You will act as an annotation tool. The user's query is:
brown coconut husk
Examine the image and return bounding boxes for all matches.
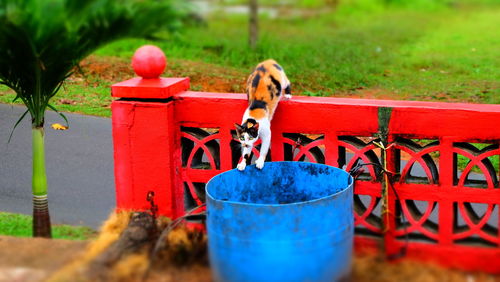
[49,211,209,282]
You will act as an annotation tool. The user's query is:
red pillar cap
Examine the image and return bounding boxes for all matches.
[132,45,166,79]
[112,45,190,99]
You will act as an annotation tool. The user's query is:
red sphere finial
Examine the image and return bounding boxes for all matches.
[132,45,166,79]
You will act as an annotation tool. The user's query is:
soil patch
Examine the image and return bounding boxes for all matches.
[0,236,87,282]
[76,56,247,94]
[0,234,496,282]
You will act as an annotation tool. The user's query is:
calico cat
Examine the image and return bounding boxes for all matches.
[235,59,291,171]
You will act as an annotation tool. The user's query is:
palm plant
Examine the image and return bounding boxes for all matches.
[0,0,187,238]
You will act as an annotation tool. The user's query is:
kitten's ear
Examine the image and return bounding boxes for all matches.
[234,123,243,134]
[253,122,259,131]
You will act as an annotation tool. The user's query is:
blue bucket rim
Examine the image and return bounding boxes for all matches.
[205,161,353,207]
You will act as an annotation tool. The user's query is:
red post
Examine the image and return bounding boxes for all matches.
[439,138,454,246]
[111,46,189,218]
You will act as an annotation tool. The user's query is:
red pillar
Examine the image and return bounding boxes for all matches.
[110,45,189,218]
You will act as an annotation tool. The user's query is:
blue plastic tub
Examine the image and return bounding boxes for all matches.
[206,161,354,282]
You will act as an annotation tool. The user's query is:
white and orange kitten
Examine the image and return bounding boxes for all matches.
[235,59,291,171]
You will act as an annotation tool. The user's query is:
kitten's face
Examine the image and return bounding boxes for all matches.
[238,132,258,148]
[235,121,259,151]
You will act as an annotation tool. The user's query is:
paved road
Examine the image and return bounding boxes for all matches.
[0,104,115,230]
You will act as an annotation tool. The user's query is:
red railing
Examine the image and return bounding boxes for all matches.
[111,74,500,273]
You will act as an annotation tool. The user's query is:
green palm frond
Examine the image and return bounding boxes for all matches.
[0,0,192,238]
[0,0,189,127]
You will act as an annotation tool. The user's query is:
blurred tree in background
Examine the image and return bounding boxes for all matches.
[249,0,259,48]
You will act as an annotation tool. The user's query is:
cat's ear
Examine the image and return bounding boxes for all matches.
[253,122,259,131]
[234,123,243,134]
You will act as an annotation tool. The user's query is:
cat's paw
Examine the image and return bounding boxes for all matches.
[284,94,292,100]
[237,161,246,171]
[255,158,265,169]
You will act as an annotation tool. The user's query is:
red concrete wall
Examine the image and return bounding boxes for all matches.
[111,77,500,274]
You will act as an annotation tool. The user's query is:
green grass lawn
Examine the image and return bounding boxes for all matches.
[0,212,97,240]
[0,1,498,117]
[94,2,499,100]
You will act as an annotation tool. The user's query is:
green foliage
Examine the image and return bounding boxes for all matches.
[456,144,499,175]
[222,0,498,13]
[1,1,498,118]
[0,212,96,240]
[0,83,112,117]
[0,0,188,127]
[381,9,500,102]
[222,0,329,7]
